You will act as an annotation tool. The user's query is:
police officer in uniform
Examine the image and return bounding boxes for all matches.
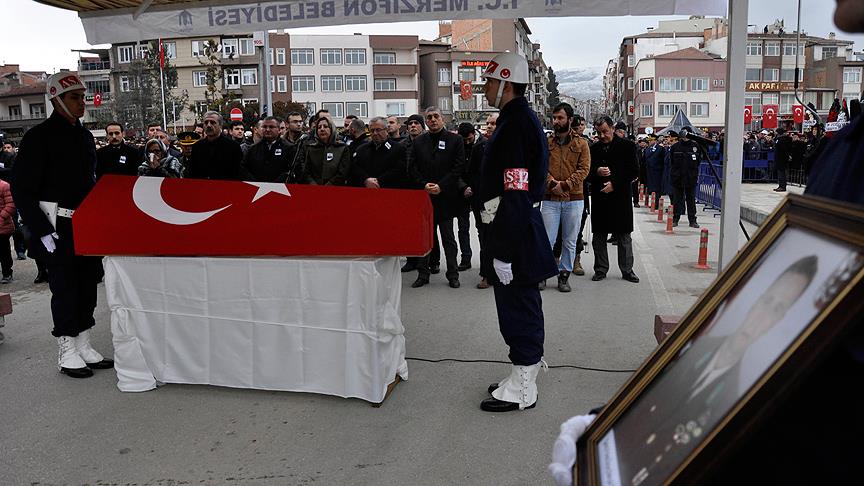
[668,127,701,228]
[478,52,558,412]
[11,73,112,378]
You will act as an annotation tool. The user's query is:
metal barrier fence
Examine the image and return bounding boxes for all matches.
[697,161,723,211]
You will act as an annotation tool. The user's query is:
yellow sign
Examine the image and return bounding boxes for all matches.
[746,82,800,91]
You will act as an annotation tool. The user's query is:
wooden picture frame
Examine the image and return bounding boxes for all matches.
[575,194,864,486]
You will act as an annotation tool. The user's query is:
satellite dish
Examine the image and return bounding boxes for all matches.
[645,127,654,135]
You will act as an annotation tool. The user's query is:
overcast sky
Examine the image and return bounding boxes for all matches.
[0,0,860,73]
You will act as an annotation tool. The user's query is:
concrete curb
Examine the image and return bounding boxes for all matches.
[740,204,768,226]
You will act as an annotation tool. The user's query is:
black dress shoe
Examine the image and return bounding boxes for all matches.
[400,263,417,273]
[86,359,115,370]
[481,397,536,412]
[411,277,429,288]
[633,202,641,208]
[457,261,472,271]
[773,187,786,192]
[591,273,606,281]
[448,278,460,288]
[430,265,441,274]
[60,366,94,378]
[623,273,640,283]
[689,222,700,228]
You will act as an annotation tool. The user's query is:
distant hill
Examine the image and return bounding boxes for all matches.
[555,66,605,100]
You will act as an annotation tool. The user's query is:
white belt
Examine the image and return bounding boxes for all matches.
[533,202,541,208]
[482,198,541,224]
[57,208,75,218]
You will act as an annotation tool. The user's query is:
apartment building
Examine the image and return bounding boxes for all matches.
[75,49,113,126]
[633,48,727,133]
[419,42,499,126]
[0,65,51,139]
[288,34,419,120]
[805,34,862,115]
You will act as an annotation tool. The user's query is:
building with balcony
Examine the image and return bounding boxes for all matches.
[75,49,113,127]
[0,83,51,140]
[287,34,419,121]
[419,42,499,127]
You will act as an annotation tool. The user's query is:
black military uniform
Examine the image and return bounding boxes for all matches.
[241,138,296,182]
[11,111,103,339]
[773,129,793,192]
[349,138,410,189]
[668,135,701,226]
[96,140,142,179]
[479,96,558,365]
[187,134,243,180]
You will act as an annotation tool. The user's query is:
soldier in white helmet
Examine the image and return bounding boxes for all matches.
[479,52,558,412]
[11,72,113,378]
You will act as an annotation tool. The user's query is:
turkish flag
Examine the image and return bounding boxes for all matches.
[93,93,102,107]
[158,38,165,69]
[460,80,472,101]
[792,105,804,124]
[762,104,779,129]
[73,176,433,257]
[744,105,752,125]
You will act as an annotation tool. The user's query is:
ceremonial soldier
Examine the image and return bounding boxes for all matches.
[643,134,667,210]
[11,72,113,378]
[478,52,558,412]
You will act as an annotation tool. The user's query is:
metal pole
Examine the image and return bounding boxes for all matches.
[160,64,167,131]
[263,32,273,116]
[719,0,749,272]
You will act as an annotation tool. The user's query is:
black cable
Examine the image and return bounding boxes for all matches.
[405,356,636,373]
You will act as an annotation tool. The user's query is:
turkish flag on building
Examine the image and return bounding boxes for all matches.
[73,176,433,257]
[158,38,165,69]
[762,104,779,129]
[744,105,752,125]
[460,80,472,101]
[93,93,102,107]
[792,105,804,124]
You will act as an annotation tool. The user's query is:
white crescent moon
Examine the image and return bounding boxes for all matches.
[133,176,231,225]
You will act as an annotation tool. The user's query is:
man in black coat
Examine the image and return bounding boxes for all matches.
[96,121,141,179]
[11,72,112,378]
[240,116,296,182]
[588,116,640,283]
[668,127,702,228]
[772,127,793,192]
[407,106,466,289]
[187,111,243,181]
[350,117,410,189]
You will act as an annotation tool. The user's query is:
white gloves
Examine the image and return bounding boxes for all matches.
[41,232,59,253]
[493,258,513,285]
[548,414,597,486]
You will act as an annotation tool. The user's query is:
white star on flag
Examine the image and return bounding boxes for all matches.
[244,182,292,202]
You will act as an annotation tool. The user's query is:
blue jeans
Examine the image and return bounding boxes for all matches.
[541,200,584,273]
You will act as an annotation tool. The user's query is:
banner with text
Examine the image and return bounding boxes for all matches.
[79,0,726,45]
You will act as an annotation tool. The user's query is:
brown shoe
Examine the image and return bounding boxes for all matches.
[476,278,490,289]
[573,256,585,276]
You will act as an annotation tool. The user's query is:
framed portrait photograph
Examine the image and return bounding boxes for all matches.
[575,194,864,486]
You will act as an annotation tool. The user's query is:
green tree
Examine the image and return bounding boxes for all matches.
[546,66,560,110]
[272,100,309,121]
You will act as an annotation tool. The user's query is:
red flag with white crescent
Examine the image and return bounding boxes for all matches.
[73,176,433,257]
[159,38,165,69]
[792,105,804,124]
[762,104,778,129]
[93,92,102,107]
[744,105,752,125]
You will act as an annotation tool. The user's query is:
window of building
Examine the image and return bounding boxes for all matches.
[192,71,207,87]
[322,102,343,118]
[745,94,762,116]
[292,48,314,65]
[241,68,258,86]
[239,38,255,56]
[627,77,634,90]
[374,78,397,91]
[292,76,315,92]
[640,103,653,118]
[659,77,686,92]
[320,49,342,65]
[640,78,653,92]
[780,94,796,114]
[119,76,137,92]
[242,98,258,107]
[277,75,288,93]
[458,67,476,82]
[345,102,368,118]
[438,67,451,86]
[763,68,779,82]
[345,75,367,92]
[270,75,275,93]
[691,77,709,92]
[762,92,779,106]
[138,44,150,60]
[459,97,477,110]
[162,42,176,59]
[821,47,838,59]
[8,106,21,118]
[690,102,709,117]
[321,75,343,92]
[780,68,803,82]
[746,41,762,56]
[765,41,780,56]
[843,67,862,84]
[224,69,240,88]
[273,48,286,66]
[85,80,111,94]
[713,78,726,87]
[117,45,134,64]
[627,55,635,67]
[386,102,406,116]
[783,42,800,56]
[658,103,686,117]
[222,39,238,59]
[345,48,366,65]
[268,49,275,66]
[374,52,397,64]
[30,103,45,117]
[745,68,761,82]
[191,40,209,57]
[438,96,451,112]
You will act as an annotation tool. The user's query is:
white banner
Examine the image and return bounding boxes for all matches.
[79,0,726,44]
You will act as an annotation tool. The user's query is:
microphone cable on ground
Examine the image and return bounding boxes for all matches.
[405,356,637,373]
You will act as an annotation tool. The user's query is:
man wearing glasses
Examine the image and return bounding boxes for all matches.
[241,116,296,183]
[350,117,409,189]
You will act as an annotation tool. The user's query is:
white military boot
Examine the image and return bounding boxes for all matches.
[57,336,93,378]
[481,361,543,412]
[75,329,114,369]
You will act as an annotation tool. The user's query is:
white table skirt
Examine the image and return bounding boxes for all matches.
[104,256,408,403]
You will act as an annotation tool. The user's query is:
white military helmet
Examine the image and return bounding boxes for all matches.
[481,52,530,84]
[46,72,85,99]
